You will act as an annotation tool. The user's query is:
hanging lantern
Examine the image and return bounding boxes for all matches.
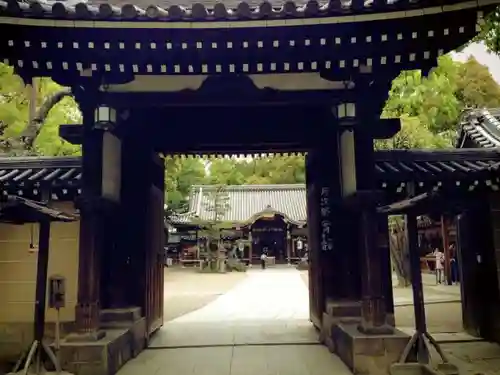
[94,104,117,131]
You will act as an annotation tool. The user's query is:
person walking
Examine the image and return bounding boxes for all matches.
[260,251,267,270]
[434,247,444,284]
[450,243,459,283]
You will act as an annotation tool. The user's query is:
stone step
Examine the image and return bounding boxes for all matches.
[100,307,142,328]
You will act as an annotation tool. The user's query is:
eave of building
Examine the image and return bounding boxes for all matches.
[0,1,492,85]
[0,156,81,201]
[457,108,500,149]
[0,0,497,24]
[0,194,77,224]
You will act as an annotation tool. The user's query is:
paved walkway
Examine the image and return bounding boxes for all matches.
[118,268,352,375]
[392,273,462,307]
[150,268,318,347]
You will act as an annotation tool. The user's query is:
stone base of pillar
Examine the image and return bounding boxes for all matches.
[358,296,394,334]
[65,330,106,342]
[100,306,142,329]
[326,299,362,320]
[358,322,394,335]
[386,314,396,327]
[332,323,410,375]
[320,300,361,352]
[57,317,147,375]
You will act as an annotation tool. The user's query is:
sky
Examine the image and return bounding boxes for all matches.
[450,42,500,83]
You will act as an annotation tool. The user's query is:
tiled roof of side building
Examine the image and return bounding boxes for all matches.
[457,108,500,149]
[0,148,499,200]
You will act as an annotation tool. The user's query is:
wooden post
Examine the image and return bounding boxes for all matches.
[286,228,292,264]
[358,208,392,334]
[248,230,253,265]
[34,218,51,342]
[405,211,430,363]
[378,214,395,326]
[71,101,106,340]
[441,215,452,285]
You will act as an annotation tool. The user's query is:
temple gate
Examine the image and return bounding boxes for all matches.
[2,0,500,374]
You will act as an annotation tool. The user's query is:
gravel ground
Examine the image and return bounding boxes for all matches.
[163,267,248,322]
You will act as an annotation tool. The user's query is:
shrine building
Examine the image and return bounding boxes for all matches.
[2,0,500,373]
[167,184,309,264]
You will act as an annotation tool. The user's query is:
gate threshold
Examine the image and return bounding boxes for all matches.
[147,341,321,350]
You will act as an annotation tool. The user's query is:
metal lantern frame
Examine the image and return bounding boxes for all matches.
[94,105,117,131]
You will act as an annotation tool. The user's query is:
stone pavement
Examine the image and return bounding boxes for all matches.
[118,268,352,375]
[118,344,351,375]
[392,273,461,307]
[150,268,317,347]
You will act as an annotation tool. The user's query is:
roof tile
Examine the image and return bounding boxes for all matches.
[189,184,307,223]
[458,108,500,148]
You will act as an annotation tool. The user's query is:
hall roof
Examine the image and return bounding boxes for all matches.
[457,108,500,149]
[188,184,307,224]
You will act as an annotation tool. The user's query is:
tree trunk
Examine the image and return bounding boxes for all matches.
[20,88,73,148]
[389,219,411,288]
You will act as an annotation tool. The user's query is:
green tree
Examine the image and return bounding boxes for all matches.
[381,55,500,149]
[383,57,461,134]
[165,157,206,212]
[375,116,452,150]
[195,185,231,272]
[209,155,306,186]
[208,158,246,185]
[475,8,500,54]
[0,63,81,156]
[455,57,500,108]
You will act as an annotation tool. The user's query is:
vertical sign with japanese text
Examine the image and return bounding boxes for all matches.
[320,187,333,251]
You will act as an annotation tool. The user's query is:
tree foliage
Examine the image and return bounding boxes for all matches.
[194,185,231,272]
[0,63,81,156]
[165,157,207,211]
[378,55,500,150]
[475,7,500,54]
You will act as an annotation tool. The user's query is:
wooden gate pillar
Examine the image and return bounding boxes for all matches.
[329,98,409,375]
[70,101,107,340]
[358,207,393,334]
[458,194,500,341]
[120,137,165,336]
[353,129,394,333]
[306,124,358,332]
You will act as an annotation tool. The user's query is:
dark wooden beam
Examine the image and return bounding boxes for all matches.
[59,124,83,145]
[377,192,433,215]
[370,119,401,140]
